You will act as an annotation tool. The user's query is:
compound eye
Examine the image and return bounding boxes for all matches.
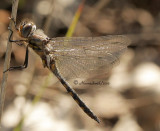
[21,24,33,38]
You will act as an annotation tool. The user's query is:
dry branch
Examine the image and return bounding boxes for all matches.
[0,0,19,126]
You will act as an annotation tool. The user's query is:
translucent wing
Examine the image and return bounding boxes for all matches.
[48,35,130,80]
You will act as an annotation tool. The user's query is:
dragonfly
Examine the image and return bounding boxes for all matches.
[5,18,131,123]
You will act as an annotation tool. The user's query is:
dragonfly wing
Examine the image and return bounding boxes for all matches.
[49,35,130,80]
[55,55,117,81]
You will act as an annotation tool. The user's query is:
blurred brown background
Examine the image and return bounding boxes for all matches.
[0,0,160,131]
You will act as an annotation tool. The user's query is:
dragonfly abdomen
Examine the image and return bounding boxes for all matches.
[52,67,100,123]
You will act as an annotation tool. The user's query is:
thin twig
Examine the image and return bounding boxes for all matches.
[0,0,19,125]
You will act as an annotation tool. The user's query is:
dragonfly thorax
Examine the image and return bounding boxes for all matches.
[19,21,36,38]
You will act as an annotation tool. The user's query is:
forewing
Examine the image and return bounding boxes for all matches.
[49,35,130,80]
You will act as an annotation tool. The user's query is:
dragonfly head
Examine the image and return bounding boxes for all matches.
[19,21,36,38]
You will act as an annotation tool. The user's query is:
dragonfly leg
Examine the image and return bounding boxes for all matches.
[3,45,29,73]
[8,27,27,46]
[8,18,27,46]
